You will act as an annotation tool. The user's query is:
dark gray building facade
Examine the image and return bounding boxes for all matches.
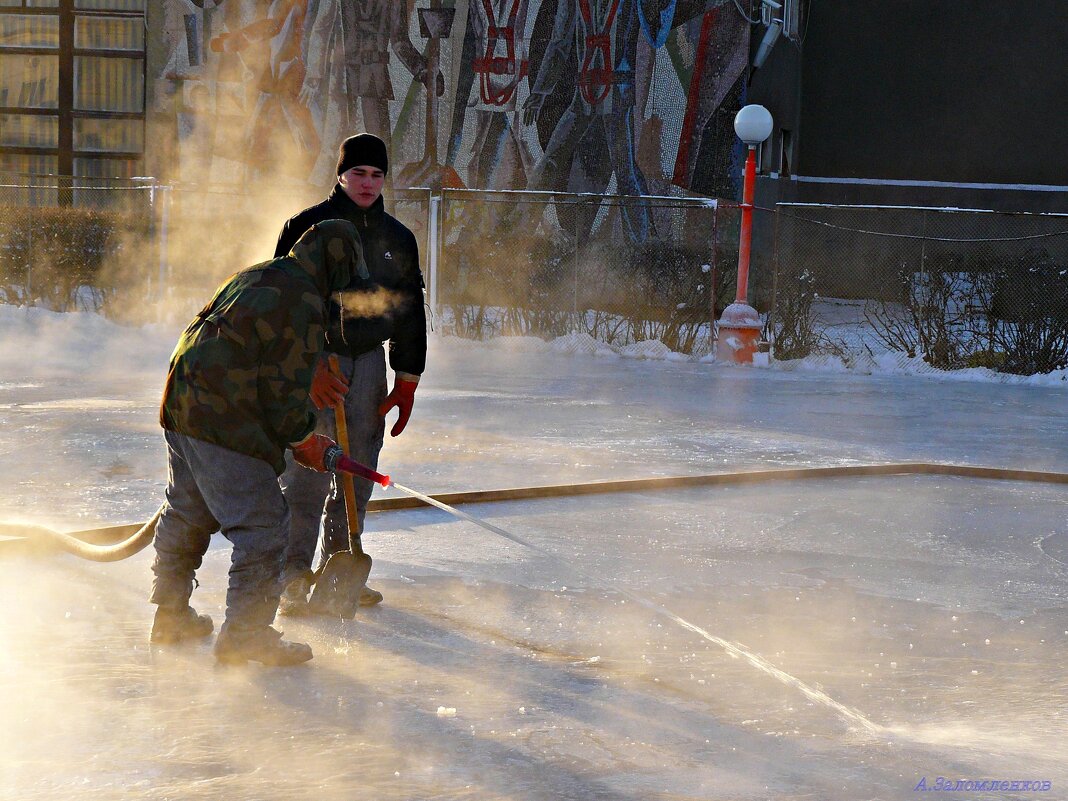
[748,0,1068,213]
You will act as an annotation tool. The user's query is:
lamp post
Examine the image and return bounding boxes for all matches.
[716,104,773,364]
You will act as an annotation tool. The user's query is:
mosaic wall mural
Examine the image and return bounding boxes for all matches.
[154,0,749,215]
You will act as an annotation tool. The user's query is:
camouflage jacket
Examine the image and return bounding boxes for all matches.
[161,220,365,474]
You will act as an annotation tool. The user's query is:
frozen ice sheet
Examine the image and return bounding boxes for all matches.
[1,310,1067,799]
[2,333,1067,530]
[1,478,1067,800]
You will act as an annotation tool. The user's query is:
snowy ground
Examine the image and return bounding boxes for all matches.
[1,305,1067,800]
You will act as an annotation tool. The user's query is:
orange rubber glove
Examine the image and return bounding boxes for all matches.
[378,378,418,437]
[309,358,348,410]
[290,432,337,472]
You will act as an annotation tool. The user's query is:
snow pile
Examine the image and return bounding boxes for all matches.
[770,347,1068,386]
[1,304,1064,388]
[618,339,689,361]
[867,351,1068,387]
[483,335,550,353]
[549,332,617,357]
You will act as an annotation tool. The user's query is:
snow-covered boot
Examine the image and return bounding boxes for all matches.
[150,604,214,644]
[359,586,384,607]
[214,624,313,666]
[278,571,314,617]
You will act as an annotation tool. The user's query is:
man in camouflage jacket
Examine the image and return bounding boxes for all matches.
[151,220,365,666]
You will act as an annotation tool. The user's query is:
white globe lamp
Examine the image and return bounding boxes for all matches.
[734,104,774,146]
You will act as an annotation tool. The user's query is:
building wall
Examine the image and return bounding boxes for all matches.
[145,0,751,221]
[798,0,1068,187]
[741,0,1068,314]
[751,0,1068,213]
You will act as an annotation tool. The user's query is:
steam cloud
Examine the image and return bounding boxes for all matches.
[338,287,408,319]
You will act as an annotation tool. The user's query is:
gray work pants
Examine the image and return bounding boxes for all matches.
[151,431,289,630]
[280,347,387,582]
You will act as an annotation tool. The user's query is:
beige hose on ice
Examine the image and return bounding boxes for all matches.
[0,504,163,562]
[2,462,1066,561]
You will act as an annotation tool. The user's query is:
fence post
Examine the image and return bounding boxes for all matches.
[427,190,440,326]
[709,201,719,352]
[573,197,580,330]
[25,199,33,303]
[158,183,170,303]
[768,203,781,359]
[919,208,929,341]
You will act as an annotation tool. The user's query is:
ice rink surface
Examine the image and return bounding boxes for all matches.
[1,311,1067,800]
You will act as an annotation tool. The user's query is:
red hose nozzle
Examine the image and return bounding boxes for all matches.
[330,451,390,487]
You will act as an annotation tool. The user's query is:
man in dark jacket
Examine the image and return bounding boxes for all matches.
[152,220,364,666]
[275,133,427,614]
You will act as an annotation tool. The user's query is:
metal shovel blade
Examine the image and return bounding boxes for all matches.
[306,550,372,620]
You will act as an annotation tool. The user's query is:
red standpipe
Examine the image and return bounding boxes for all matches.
[735,145,757,304]
[335,453,391,488]
[714,143,762,364]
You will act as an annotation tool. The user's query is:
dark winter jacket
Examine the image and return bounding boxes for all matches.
[275,187,427,376]
[161,220,365,475]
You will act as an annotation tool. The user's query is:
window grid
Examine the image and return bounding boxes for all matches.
[0,13,59,47]
[0,0,143,187]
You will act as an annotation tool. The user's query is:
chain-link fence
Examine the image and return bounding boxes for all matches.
[156,186,728,357]
[5,172,1067,375]
[0,173,158,313]
[435,189,730,357]
[0,174,729,353]
[153,184,436,325]
[0,173,428,325]
[765,204,1068,375]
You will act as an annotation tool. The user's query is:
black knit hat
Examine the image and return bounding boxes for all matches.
[336,133,389,176]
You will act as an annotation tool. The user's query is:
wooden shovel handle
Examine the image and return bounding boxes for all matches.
[328,355,360,549]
